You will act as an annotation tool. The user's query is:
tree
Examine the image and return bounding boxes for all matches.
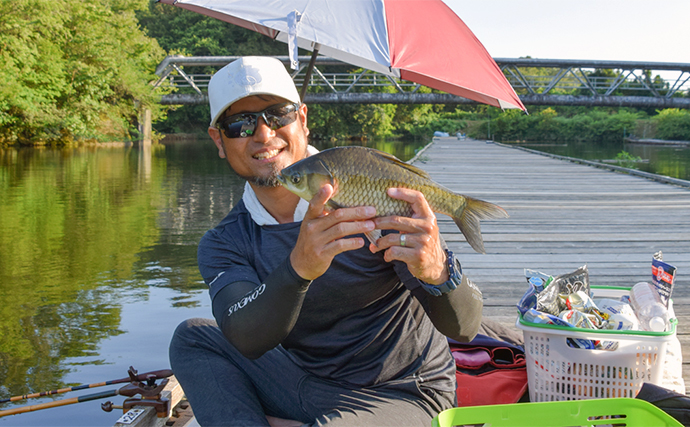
[654,109,690,140]
[0,0,165,145]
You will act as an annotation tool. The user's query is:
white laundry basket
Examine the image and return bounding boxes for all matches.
[516,286,677,402]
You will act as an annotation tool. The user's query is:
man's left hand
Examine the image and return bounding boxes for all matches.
[371,188,449,285]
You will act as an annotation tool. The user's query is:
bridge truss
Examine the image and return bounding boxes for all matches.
[155,56,690,109]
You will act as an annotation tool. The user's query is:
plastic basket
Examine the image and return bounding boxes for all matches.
[516,286,677,402]
[431,398,682,427]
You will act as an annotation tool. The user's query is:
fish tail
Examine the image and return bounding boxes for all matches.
[453,197,509,254]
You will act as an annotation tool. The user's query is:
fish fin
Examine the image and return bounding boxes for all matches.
[454,197,509,254]
[364,229,382,248]
[326,199,344,210]
[371,149,433,180]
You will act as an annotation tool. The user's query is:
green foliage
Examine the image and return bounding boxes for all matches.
[653,109,690,141]
[137,3,286,57]
[614,150,643,168]
[484,107,641,143]
[0,0,166,145]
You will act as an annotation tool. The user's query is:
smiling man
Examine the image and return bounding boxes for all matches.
[169,57,485,427]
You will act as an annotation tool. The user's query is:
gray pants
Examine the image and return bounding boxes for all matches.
[169,318,455,427]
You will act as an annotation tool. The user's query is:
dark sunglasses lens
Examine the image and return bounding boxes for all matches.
[221,115,256,138]
[265,104,299,130]
[219,104,298,138]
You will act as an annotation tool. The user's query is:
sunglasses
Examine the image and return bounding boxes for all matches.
[217,102,300,139]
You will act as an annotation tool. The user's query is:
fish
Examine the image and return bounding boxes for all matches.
[277,146,508,253]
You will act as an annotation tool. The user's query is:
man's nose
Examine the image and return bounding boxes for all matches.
[251,114,275,141]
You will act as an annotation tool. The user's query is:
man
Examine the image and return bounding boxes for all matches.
[169,56,484,426]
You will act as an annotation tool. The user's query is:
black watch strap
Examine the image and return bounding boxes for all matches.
[419,249,462,296]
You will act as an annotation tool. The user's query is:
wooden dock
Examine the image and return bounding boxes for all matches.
[415,137,690,393]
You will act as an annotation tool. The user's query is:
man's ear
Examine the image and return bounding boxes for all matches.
[299,103,309,137]
[208,127,226,159]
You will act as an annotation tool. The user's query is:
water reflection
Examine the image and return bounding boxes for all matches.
[0,136,426,426]
[515,140,690,181]
[0,145,167,409]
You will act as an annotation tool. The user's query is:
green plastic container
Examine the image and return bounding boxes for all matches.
[431,398,682,427]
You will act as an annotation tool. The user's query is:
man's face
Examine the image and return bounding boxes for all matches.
[208,95,309,187]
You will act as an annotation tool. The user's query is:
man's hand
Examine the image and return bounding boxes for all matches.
[371,188,448,285]
[290,184,376,281]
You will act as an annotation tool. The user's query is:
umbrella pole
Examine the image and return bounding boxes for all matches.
[299,43,321,101]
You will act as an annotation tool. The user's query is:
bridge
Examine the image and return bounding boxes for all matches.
[155,55,690,109]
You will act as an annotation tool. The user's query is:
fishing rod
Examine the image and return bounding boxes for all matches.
[0,367,173,404]
[0,367,173,418]
[0,389,120,417]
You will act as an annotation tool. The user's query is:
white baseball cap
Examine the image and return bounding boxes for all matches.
[208,56,301,127]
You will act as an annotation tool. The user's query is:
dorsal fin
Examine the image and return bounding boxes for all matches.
[370,149,433,180]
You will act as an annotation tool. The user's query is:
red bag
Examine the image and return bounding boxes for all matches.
[450,340,528,407]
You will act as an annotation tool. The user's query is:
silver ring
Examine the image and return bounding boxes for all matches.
[400,234,407,247]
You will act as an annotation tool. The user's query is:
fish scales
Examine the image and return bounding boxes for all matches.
[320,150,447,216]
[277,146,508,253]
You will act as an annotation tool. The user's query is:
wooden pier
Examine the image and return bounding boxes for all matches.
[415,137,690,393]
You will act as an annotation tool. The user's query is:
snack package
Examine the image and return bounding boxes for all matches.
[523,308,573,327]
[536,265,589,316]
[594,298,639,331]
[516,285,538,316]
[565,290,595,312]
[559,309,598,329]
[517,269,554,315]
[552,265,589,301]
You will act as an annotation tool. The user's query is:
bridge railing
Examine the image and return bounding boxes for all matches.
[154,55,690,108]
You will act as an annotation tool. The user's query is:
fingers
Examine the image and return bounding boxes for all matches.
[305,184,334,219]
[388,188,434,219]
[368,188,447,284]
[291,185,377,280]
[372,188,437,249]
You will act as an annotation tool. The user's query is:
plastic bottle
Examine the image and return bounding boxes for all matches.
[629,281,670,332]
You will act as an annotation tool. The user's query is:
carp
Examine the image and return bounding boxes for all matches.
[278,146,507,253]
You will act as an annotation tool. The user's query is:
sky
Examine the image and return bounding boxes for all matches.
[445,0,690,64]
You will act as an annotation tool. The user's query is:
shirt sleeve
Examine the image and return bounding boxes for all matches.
[198,227,311,359]
[211,256,311,359]
[392,236,483,343]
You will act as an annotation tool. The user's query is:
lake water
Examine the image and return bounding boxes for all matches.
[514,140,690,181]
[0,136,687,426]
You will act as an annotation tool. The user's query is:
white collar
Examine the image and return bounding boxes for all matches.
[242,182,309,225]
[241,145,318,225]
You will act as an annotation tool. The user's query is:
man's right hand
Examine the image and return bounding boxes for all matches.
[290,184,376,281]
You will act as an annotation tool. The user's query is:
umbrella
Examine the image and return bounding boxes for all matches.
[158,0,526,111]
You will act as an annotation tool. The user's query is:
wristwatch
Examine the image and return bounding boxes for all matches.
[419,249,462,296]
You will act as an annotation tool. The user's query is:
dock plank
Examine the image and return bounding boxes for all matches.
[414,138,690,394]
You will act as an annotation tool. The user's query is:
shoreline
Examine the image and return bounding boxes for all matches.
[625,137,690,146]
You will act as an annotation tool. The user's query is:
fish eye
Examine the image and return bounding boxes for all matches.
[290,173,301,185]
